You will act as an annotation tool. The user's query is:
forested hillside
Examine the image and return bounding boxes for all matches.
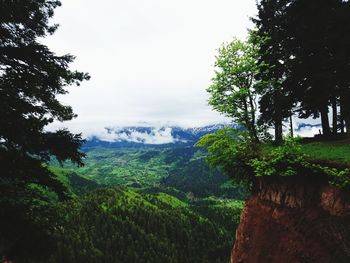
[56,144,248,199]
[30,140,246,263]
[47,187,242,263]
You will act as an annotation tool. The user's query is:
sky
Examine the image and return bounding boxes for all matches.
[44,0,259,136]
[44,0,321,140]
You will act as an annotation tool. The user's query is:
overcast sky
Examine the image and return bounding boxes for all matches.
[44,0,259,135]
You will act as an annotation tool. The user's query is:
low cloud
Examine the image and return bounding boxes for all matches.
[294,123,322,138]
[90,126,182,145]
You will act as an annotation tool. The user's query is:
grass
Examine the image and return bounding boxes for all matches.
[300,140,350,166]
[260,138,350,167]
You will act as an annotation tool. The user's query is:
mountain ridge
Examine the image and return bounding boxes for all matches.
[84,124,238,148]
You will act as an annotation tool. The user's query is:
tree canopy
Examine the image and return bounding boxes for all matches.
[199,0,350,187]
[0,0,89,259]
[207,37,260,142]
[208,0,350,142]
[254,0,350,138]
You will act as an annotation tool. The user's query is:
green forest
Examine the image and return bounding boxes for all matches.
[47,187,242,263]
[1,0,350,262]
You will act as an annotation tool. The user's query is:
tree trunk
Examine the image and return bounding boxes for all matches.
[248,91,259,143]
[340,101,345,134]
[275,118,283,143]
[289,115,294,138]
[251,121,259,143]
[346,118,350,135]
[340,95,350,135]
[243,98,256,142]
[273,90,283,143]
[331,96,338,135]
[320,104,331,136]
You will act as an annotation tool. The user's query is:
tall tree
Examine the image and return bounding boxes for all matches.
[207,37,260,142]
[253,0,294,143]
[283,0,340,136]
[0,0,89,260]
[331,0,350,134]
[254,0,350,137]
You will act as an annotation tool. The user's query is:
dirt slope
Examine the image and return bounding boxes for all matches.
[231,176,350,263]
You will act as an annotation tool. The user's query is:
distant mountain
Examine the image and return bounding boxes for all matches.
[83,124,238,149]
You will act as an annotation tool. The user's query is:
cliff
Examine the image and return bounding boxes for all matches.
[231,176,350,263]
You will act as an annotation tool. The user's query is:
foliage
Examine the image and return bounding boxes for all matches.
[308,165,350,189]
[196,128,258,184]
[282,0,350,134]
[251,138,350,188]
[0,0,89,259]
[58,146,247,200]
[162,158,248,199]
[190,197,243,233]
[253,0,350,137]
[253,0,293,142]
[197,129,350,189]
[0,179,60,261]
[208,37,260,142]
[49,167,100,196]
[250,137,305,177]
[46,187,242,263]
[45,146,247,263]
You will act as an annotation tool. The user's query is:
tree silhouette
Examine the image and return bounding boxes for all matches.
[0,0,89,260]
[254,0,350,137]
[253,0,295,142]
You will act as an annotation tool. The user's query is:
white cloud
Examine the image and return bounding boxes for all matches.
[295,126,321,138]
[42,0,258,133]
[89,127,182,144]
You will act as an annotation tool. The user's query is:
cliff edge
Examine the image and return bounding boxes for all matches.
[231,176,350,263]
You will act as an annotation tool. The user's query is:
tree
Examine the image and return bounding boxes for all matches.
[195,128,257,184]
[254,0,350,137]
[283,0,337,136]
[253,0,294,143]
[207,37,260,142]
[287,0,350,136]
[0,0,89,260]
[333,1,350,134]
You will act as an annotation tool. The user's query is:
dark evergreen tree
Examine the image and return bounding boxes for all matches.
[333,1,350,134]
[0,0,89,260]
[48,187,241,263]
[254,0,350,137]
[253,0,293,143]
[283,0,339,136]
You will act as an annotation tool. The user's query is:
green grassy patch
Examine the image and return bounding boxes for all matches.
[155,192,189,208]
[260,140,350,166]
[300,141,350,165]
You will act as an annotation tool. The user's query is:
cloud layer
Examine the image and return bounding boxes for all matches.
[94,127,182,144]
[43,0,257,132]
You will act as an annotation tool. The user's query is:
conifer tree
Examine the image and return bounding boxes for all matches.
[0,0,89,259]
[253,0,294,142]
[254,0,350,137]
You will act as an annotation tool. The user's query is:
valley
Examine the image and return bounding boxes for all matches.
[46,125,247,263]
[3,1,350,262]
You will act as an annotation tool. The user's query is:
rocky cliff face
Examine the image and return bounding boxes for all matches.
[231,176,350,263]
